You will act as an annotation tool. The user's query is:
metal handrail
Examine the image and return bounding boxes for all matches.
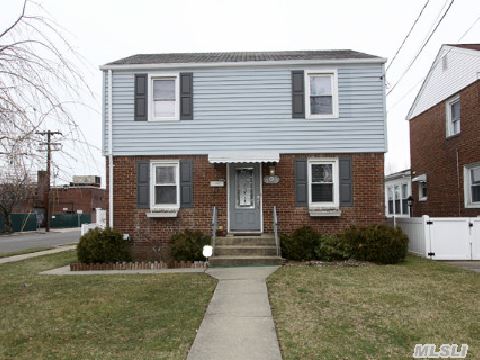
[211,206,217,252]
[273,206,280,256]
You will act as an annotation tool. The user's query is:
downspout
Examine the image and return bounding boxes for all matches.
[456,147,461,216]
[108,69,114,227]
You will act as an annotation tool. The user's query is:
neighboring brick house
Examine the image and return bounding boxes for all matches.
[407,44,480,217]
[100,50,387,262]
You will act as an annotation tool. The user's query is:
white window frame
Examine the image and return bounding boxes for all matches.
[148,73,180,121]
[308,157,339,209]
[418,181,428,201]
[385,181,410,217]
[464,163,480,208]
[305,69,339,119]
[150,160,180,210]
[445,95,460,137]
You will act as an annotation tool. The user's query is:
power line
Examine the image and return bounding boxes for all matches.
[386,12,480,113]
[386,0,432,72]
[387,0,457,96]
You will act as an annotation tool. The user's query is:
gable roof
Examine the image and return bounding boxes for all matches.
[102,50,385,68]
[448,44,480,51]
[407,44,480,120]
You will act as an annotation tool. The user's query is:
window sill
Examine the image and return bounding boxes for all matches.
[146,209,179,218]
[148,118,180,122]
[465,204,480,209]
[305,114,339,120]
[419,198,428,202]
[446,133,461,140]
[309,208,341,217]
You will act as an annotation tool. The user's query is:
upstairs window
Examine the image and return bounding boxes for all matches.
[308,158,339,208]
[446,95,460,137]
[464,164,480,208]
[150,161,180,209]
[305,71,338,118]
[149,75,179,120]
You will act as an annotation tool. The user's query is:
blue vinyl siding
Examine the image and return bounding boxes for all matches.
[103,64,386,155]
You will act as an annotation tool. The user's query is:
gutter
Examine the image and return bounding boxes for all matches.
[99,57,387,71]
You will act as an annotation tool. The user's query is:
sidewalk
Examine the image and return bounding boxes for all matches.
[187,266,282,360]
[0,245,76,265]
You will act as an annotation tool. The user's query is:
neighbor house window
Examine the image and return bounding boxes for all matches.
[308,158,339,208]
[394,185,401,215]
[150,161,180,209]
[464,164,480,208]
[446,95,460,137]
[305,71,338,118]
[402,183,409,215]
[387,187,394,215]
[149,74,179,120]
[419,181,427,201]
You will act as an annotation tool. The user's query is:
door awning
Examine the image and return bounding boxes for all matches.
[208,151,280,163]
[412,173,427,182]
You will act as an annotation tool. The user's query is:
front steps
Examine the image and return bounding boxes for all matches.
[209,234,283,267]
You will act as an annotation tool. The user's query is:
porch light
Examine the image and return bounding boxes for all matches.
[269,165,276,176]
[407,196,414,214]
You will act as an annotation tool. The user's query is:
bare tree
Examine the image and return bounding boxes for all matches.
[0,0,95,171]
[0,161,34,233]
[0,1,99,230]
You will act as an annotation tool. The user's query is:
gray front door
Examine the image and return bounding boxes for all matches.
[229,163,261,232]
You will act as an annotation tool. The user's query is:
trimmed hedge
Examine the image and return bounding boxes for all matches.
[280,226,320,261]
[280,224,409,264]
[77,227,132,263]
[343,225,409,264]
[170,229,211,261]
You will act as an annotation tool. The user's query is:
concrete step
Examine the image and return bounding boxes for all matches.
[214,245,278,256]
[208,255,284,267]
[215,234,276,246]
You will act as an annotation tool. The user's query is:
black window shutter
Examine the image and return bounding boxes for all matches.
[292,71,305,118]
[180,160,193,207]
[339,157,353,207]
[136,160,150,208]
[295,159,307,207]
[180,73,193,120]
[134,74,148,121]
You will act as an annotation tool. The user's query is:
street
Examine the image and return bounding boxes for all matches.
[0,229,80,254]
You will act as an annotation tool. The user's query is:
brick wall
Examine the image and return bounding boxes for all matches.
[410,80,480,217]
[108,152,384,259]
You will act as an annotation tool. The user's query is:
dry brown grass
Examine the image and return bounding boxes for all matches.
[267,256,480,360]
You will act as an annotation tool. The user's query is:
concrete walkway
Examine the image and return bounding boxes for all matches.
[187,266,282,360]
[0,245,76,265]
[445,261,480,273]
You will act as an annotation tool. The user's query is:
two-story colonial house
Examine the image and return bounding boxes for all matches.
[100,50,387,263]
[407,44,480,218]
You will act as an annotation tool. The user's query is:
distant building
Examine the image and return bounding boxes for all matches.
[385,170,411,217]
[14,172,106,226]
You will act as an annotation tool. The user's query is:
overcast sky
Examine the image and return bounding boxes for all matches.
[3,0,480,185]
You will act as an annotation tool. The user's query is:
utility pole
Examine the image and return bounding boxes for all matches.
[36,130,62,232]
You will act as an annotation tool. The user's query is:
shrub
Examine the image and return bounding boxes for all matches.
[170,229,211,261]
[343,225,408,264]
[280,226,320,261]
[314,234,351,261]
[77,227,132,263]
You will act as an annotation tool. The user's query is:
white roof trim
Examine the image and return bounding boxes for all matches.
[99,58,387,71]
[412,173,427,182]
[208,151,279,163]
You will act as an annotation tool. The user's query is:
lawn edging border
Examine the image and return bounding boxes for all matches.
[70,260,207,271]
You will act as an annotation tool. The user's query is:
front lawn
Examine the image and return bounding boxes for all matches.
[0,251,216,359]
[267,256,480,360]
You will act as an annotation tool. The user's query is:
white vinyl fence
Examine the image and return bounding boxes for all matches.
[395,216,480,260]
[80,208,107,236]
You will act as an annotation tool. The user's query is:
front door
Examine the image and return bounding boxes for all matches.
[229,163,261,233]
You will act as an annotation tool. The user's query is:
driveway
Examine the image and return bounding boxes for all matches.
[0,228,80,253]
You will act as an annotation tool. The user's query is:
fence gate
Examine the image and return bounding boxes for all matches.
[427,218,479,260]
[472,218,480,260]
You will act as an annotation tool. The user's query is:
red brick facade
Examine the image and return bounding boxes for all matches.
[108,153,384,259]
[409,80,480,217]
